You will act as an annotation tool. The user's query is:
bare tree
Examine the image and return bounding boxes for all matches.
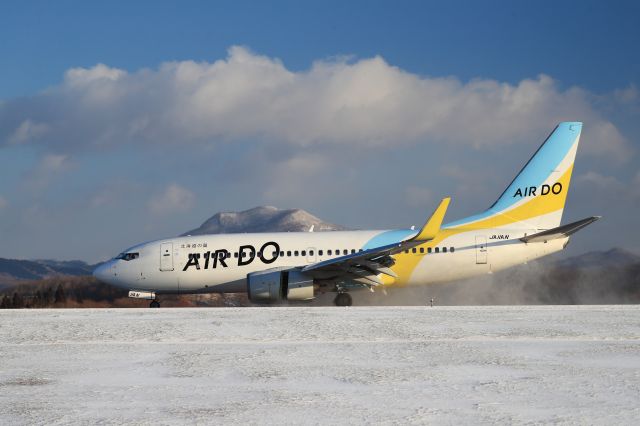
[12,292,24,309]
[0,295,10,309]
[54,284,66,305]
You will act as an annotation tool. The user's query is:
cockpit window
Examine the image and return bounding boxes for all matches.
[115,252,139,261]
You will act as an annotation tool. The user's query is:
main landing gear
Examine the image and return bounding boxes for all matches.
[334,292,352,307]
[149,300,160,308]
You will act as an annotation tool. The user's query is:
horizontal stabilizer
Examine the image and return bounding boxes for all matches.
[520,216,601,243]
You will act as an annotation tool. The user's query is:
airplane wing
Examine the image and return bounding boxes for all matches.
[301,197,451,287]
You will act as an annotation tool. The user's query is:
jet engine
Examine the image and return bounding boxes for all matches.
[247,268,314,303]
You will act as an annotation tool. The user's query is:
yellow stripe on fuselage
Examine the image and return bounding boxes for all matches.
[386,164,574,286]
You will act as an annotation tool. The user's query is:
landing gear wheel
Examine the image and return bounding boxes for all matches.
[149,300,160,308]
[334,292,352,307]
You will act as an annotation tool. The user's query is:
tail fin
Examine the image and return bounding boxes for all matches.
[446,122,582,231]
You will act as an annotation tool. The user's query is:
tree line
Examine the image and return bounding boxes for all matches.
[0,276,128,309]
[0,275,250,308]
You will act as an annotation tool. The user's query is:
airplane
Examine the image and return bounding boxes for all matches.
[93,122,599,307]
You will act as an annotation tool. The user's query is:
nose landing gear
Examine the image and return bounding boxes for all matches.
[334,292,352,307]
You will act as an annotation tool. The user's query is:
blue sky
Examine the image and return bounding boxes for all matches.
[1,0,639,261]
[2,0,639,96]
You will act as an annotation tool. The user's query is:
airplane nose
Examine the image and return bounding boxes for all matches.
[93,261,114,283]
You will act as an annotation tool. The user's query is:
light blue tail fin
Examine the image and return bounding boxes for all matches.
[447,122,582,230]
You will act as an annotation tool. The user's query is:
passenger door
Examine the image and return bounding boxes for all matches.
[160,242,174,271]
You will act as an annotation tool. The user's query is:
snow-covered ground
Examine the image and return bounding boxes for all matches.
[1,306,640,425]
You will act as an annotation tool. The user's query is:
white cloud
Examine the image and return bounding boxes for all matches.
[1,47,637,260]
[613,84,638,104]
[404,186,433,207]
[64,63,126,86]
[577,171,624,191]
[631,172,640,200]
[41,153,68,171]
[576,171,640,201]
[24,154,71,191]
[148,183,195,215]
[8,119,49,144]
[0,46,631,161]
[261,153,331,202]
[88,180,146,210]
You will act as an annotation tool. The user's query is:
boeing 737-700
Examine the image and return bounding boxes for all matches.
[94,122,599,307]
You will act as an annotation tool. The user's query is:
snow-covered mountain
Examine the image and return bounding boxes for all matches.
[182,206,346,236]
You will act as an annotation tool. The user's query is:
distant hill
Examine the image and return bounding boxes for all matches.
[0,258,95,289]
[552,248,640,269]
[182,206,346,235]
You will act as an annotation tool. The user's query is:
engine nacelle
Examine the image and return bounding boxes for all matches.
[247,269,314,303]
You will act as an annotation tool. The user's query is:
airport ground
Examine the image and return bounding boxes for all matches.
[1,306,639,424]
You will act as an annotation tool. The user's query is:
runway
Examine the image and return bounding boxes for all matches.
[1,306,640,424]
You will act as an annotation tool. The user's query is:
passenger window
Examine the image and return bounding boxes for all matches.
[359,249,363,252]
[234,252,238,258]
[272,251,278,257]
[435,247,440,253]
[279,251,284,256]
[309,250,314,256]
[343,249,348,255]
[301,250,306,256]
[428,248,432,254]
[319,250,323,256]
[412,248,417,253]
[287,251,291,256]
[450,247,455,253]
[294,251,299,256]
[443,247,447,253]
[351,249,355,254]
[419,247,424,254]
[328,250,332,255]
[404,250,409,254]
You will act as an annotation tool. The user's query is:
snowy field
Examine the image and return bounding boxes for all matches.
[1,307,640,425]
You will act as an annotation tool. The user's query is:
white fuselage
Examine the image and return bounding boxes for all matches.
[94,227,568,294]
